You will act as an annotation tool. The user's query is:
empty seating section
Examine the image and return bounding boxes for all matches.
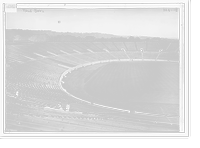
[157,52,179,61]
[110,51,129,59]
[50,43,77,54]
[6,95,176,132]
[147,42,158,51]
[98,52,120,61]
[5,92,179,132]
[6,42,179,65]
[5,59,17,66]
[7,60,64,81]
[136,41,146,51]
[72,53,97,62]
[93,52,116,60]
[157,42,170,51]
[166,41,179,51]
[48,57,76,67]
[35,59,66,72]
[52,43,77,54]
[171,52,179,61]
[113,42,128,51]
[126,51,142,59]
[102,42,120,51]
[81,52,107,61]
[30,44,53,56]
[124,42,137,51]
[143,52,159,59]
[6,60,68,104]
[6,41,34,45]
[65,42,88,52]
[11,44,45,59]
[6,45,27,61]
[48,57,77,67]
[6,41,179,67]
[72,42,93,53]
[6,59,65,84]
[6,80,65,102]
[58,54,88,65]
[35,43,62,54]
[82,42,104,52]
[93,42,108,51]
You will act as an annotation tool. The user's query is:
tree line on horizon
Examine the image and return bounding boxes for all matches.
[10,34,177,42]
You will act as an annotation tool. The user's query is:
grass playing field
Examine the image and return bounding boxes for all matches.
[84,62,179,104]
[62,61,179,112]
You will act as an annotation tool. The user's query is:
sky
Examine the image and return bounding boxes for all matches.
[6,8,179,39]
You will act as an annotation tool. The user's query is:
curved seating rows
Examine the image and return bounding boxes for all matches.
[6,42,179,64]
[5,96,178,132]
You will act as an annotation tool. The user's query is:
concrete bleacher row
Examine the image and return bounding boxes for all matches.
[5,52,80,113]
[5,95,178,132]
[39,51,176,64]
[6,41,179,65]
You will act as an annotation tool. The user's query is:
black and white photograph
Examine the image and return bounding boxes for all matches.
[1,2,190,138]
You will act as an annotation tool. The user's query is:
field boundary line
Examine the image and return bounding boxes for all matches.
[92,103,131,113]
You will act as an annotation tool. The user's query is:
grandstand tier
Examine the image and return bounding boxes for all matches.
[5,95,179,132]
[157,42,170,51]
[124,42,138,51]
[166,41,179,52]
[113,42,128,51]
[136,41,146,51]
[81,42,104,52]
[108,51,128,59]
[147,42,158,51]
[102,42,120,51]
